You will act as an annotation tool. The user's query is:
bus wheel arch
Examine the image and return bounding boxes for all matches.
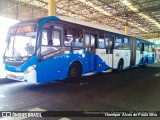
[117,58,124,72]
[68,61,82,79]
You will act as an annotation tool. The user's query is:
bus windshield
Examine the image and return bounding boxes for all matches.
[4,23,37,60]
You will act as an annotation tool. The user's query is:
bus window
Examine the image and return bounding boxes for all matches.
[64,27,83,47]
[84,34,96,53]
[105,36,109,53]
[41,28,61,56]
[105,35,114,54]
[115,36,122,49]
[137,40,140,50]
[124,38,129,49]
[139,42,144,53]
[91,35,95,47]
[149,44,152,52]
[85,34,90,46]
[42,30,48,45]
[91,35,95,53]
[98,33,105,48]
[145,43,149,51]
[152,44,155,52]
[74,29,83,47]
[64,27,73,46]
[109,37,114,54]
[52,31,60,46]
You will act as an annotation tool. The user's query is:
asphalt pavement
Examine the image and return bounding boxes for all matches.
[0,63,160,120]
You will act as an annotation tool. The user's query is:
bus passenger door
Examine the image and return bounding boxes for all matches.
[105,37,114,68]
[37,23,64,82]
[84,33,96,72]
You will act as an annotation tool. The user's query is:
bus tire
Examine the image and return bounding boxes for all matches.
[117,59,124,72]
[68,62,82,80]
[143,59,148,68]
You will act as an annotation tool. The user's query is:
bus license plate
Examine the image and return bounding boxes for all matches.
[8,74,16,79]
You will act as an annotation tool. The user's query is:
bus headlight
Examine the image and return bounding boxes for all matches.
[25,65,36,74]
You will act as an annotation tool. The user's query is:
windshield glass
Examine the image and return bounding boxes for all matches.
[4,23,37,60]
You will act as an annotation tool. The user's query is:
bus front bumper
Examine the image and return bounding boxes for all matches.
[5,70,37,83]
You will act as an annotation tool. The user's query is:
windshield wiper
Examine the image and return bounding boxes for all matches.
[13,48,23,60]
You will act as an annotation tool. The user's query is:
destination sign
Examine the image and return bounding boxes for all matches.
[10,25,35,33]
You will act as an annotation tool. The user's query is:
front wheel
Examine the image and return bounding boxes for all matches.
[68,63,82,80]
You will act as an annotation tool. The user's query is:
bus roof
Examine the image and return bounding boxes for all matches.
[57,16,124,35]
[12,16,124,35]
[12,16,153,42]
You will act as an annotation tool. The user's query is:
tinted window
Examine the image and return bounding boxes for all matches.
[105,36,109,48]
[149,44,152,51]
[85,34,90,46]
[137,40,140,50]
[41,29,61,56]
[115,37,122,49]
[98,33,105,48]
[91,35,95,47]
[152,44,155,52]
[139,42,144,52]
[64,27,83,47]
[124,38,130,49]
[145,43,149,51]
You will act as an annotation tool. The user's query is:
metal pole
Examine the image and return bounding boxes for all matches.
[48,0,56,16]
[125,22,129,35]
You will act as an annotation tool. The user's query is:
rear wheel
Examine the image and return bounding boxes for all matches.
[143,59,148,68]
[68,62,82,80]
[117,59,123,72]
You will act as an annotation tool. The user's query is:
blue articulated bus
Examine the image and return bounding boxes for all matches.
[3,16,155,83]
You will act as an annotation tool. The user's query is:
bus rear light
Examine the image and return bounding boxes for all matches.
[25,65,36,74]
